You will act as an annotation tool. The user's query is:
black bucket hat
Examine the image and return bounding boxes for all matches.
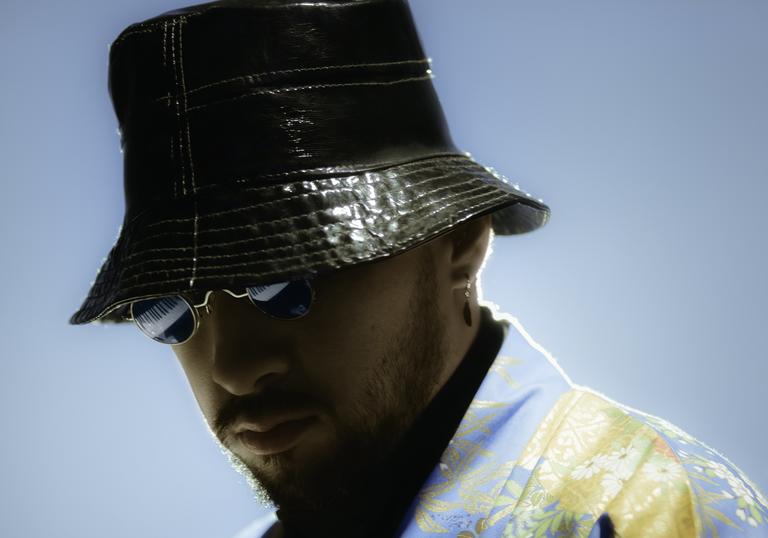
[70,0,550,325]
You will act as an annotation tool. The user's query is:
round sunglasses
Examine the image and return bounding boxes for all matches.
[128,279,314,345]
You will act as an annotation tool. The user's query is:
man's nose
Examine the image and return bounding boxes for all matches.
[206,295,292,396]
[212,346,290,396]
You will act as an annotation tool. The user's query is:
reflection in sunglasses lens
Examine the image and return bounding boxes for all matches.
[132,296,195,344]
[246,280,312,319]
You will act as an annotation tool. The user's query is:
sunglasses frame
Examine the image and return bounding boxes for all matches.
[127,280,315,345]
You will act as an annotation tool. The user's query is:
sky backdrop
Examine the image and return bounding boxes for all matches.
[1,0,766,536]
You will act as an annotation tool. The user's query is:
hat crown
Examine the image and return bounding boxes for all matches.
[108,0,458,215]
[109,0,432,117]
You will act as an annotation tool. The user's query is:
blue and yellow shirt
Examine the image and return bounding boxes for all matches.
[398,309,768,537]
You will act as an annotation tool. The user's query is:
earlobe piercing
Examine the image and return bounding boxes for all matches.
[463,273,472,327]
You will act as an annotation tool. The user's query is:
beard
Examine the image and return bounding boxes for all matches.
[208,253,449,533]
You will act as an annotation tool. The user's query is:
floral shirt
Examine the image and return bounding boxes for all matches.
[235,310,768,538]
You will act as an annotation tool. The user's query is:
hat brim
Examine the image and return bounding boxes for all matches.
[70,153,549,325]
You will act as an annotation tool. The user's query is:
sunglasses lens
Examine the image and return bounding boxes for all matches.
[131,296,196,344]
[246,279,313,319]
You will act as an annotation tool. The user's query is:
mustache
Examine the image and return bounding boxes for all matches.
[214,388,320,440]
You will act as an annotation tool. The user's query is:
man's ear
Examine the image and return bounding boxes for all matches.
[448,214,492,291]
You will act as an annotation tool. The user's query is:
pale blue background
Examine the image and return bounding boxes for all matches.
[1,0,766,536]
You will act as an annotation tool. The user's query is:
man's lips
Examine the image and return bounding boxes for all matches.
[233,408,318,434]
[216,389,321,455]
[235,415,317,455]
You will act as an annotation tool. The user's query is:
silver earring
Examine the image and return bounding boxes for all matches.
[463,274,472,327]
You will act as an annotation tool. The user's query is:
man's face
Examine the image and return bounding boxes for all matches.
[171,242,452,515]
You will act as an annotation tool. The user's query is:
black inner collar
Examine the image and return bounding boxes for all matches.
[378,306,507,537]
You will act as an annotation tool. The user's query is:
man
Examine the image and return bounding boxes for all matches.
[70,1,767,536]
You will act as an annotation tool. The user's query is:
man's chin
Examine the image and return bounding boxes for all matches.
[248,451,359,515]
[222,426,353,506]
[237,444,320,485]
[239,421,399,518]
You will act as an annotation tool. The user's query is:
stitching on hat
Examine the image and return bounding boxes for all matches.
[112,26,156,46]
[178,16,199,288]
[169,138,177,198]
[169,21,186,197]
[176,20,188,196]
[128,156,468,230]
[185,75,433,113]
[191,199,199,287]
[162,21,178,200]
[122,154,476,233]
[136,160,477,231]
[151,59,431,102]
[190,153,471,192]
[124,226,327,260]
[113,191,506,292]
[121,181,496,272]
[132,173,463,247]
[111,12,208,47]
[146,160,474,229]
[124,179,495,267]
[126,176,493,263]
[128,179,462,257]
[119,189,502,286]
[111,3,398,49]
[179,18,196,195]
[161,21,167,68]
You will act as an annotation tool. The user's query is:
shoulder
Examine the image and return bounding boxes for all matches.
[512,387,768,537]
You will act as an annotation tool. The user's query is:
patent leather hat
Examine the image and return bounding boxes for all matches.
[70,0,551,325]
